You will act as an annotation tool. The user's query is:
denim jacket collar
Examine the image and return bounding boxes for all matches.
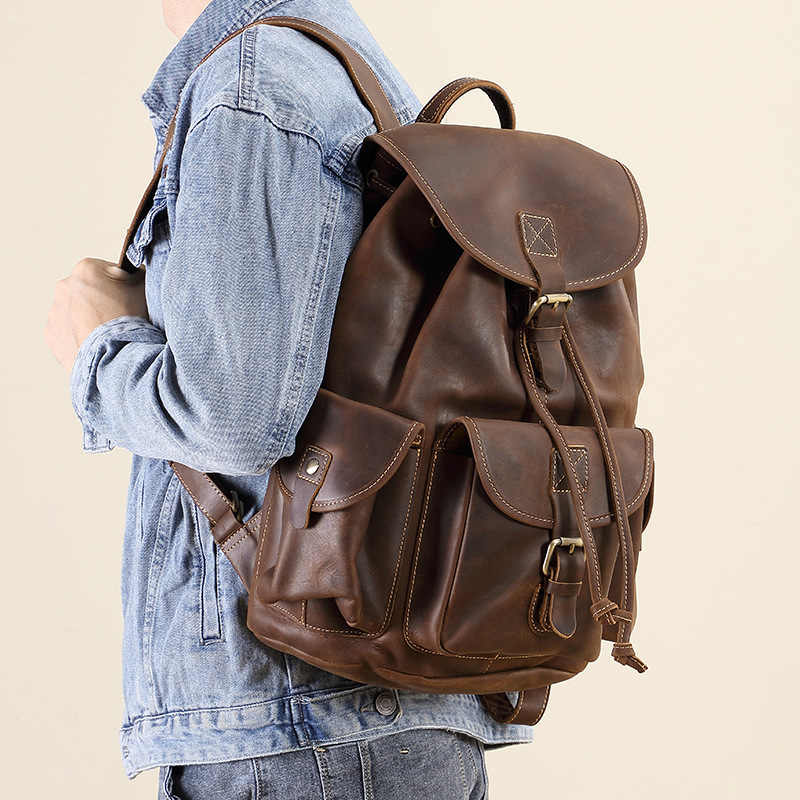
[142,0,296,132]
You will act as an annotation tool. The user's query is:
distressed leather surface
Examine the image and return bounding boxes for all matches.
[159,20,654,724]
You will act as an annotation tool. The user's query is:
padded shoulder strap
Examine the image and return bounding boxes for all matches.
[118,16,400,271]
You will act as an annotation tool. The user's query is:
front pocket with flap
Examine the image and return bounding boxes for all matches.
[252,390,424,636]
[405,417,654,659]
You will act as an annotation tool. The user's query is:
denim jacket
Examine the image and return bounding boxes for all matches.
[70,0,533,778]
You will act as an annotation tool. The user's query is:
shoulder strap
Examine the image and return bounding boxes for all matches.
[118,16,401,271]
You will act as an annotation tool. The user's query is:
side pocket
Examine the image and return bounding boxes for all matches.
[252,390,424,636]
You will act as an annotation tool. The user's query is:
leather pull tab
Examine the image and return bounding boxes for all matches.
[290,446,332,529]
[538,447,589,638]
[525,304,567,392]
[539,545,585,639]
[517,212,570,392]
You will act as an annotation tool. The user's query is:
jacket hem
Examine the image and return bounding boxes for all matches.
[120,687,534,778]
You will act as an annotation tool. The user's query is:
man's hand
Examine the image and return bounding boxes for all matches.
[45,258,148,373]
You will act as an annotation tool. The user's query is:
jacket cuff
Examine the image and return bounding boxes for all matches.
[69,316,162,453]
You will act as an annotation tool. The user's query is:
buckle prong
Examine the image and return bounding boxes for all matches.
[524,293,573,326]
[542,537,584,576]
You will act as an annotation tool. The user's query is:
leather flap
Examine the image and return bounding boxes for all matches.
[368,124,646,291]
[276,389,424,511]
[442,417,653,527]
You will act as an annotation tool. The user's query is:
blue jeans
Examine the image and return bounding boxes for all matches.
[158,729,487,799]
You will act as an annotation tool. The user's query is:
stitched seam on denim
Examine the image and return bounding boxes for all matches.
[241,18,402,155]
[143,474,181,705]
[194,503,222,643]
[245,15,397,133]
[258,17,399,133]
[257,174,340,474]
[238,29,256,109]
[314,747,331,799]
[454,736,469,800]
[359,741,374,800]
[465,734,478,780]
[251,757,261,800]
[184,100,327,165]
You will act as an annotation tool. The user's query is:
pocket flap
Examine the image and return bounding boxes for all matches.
[276,390,424,511]
[125,190,167,268]
[442,417,653,527]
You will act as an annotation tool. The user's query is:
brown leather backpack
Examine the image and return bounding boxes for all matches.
[124,17,655,726]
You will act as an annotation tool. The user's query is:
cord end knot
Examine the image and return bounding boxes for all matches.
[612,642,648,673]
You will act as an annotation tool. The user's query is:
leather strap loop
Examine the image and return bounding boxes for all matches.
[170,461,261,591]
[170,461,237,530]
[119,16,400,272]
[480,687,550,725]
[417,77,516,130]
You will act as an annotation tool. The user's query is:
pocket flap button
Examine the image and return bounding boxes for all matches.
[305,458,321,476]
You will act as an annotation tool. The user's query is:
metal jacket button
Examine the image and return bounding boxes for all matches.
[375,692,397,716]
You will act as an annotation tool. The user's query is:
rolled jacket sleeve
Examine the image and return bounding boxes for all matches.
[70,104,353,475]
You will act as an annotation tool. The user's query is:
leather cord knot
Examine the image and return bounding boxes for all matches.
[612,642,648,673]
[590,598,620,626]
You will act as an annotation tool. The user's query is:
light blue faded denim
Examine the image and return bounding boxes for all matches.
[158,729,488,800]
[70,0,534,779]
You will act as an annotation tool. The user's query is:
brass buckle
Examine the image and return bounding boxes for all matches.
[524,293,573,326]
[542,537,584,576]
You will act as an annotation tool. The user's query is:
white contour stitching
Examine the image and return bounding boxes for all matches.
[520,214,558,258]
[311,425,419,508]
[465,418,552,524]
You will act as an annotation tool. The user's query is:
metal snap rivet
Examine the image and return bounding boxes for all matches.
[305,457,321,476]
[375,692,397,716]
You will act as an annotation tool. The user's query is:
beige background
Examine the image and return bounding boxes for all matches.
[2,0,798,797]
